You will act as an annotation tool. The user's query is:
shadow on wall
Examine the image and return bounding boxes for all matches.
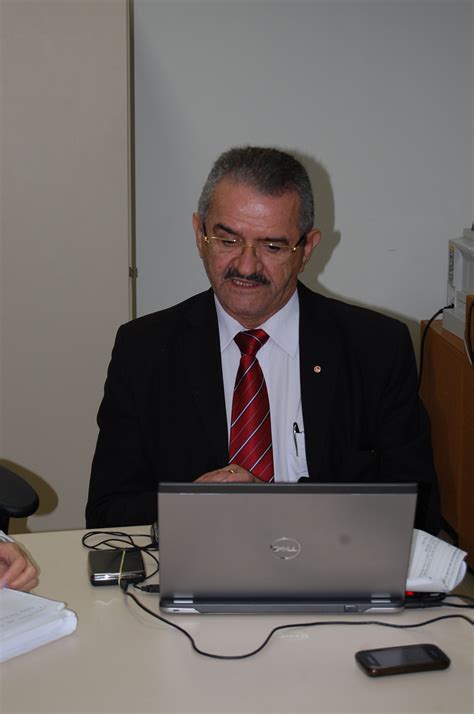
[293,150,422,356]
[0,458,58,534]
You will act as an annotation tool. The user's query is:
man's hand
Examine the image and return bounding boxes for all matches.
[0,542,39,592]
[194,464,261,483]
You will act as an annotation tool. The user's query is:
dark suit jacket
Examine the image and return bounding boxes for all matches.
[86,283,440,532]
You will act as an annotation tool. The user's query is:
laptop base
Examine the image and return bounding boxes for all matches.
[159,598,406,615]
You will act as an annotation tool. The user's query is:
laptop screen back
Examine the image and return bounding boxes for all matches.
[157,482,417,614]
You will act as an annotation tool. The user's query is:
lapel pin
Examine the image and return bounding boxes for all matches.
[313,365,322,374]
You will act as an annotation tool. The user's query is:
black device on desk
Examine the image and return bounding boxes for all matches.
[355,643,450,677]
[88,549,146,586]
[404,591,446,608]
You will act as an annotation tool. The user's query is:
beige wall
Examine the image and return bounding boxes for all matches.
[0,0,131,532]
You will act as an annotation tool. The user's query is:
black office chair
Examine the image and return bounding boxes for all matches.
[0,466,39,533]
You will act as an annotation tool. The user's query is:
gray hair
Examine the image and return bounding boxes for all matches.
[197,146,314,234]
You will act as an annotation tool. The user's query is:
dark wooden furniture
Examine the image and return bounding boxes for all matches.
[419,320,473,568]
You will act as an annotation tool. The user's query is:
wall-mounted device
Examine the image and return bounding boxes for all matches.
[443,227,474,340]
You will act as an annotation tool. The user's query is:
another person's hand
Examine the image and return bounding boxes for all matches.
[195,464,260,483]
[0,542,39,592]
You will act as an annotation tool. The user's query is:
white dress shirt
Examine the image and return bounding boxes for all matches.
[215,291,309,482]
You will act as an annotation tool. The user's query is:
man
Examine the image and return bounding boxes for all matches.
[86,146,440,533]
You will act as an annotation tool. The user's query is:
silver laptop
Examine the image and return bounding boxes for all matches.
[157,482,417,614]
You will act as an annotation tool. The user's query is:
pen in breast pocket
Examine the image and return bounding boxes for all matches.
[293,422,301,456]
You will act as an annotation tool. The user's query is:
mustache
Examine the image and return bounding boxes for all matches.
[224,267,270,286]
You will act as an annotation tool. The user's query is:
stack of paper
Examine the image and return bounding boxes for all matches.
[0,588,77,663]
[406,529,467,592]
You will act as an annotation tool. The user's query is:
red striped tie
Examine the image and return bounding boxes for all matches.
[228,329,274,482]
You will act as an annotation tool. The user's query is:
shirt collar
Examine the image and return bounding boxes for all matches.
[214,290,299,358]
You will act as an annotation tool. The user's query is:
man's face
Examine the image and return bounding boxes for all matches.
[193,179,320,328]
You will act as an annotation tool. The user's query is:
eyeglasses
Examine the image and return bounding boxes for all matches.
[202,226,307,264]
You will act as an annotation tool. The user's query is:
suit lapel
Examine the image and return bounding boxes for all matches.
[161,284,342,477]
[180,290,229,466]
[298,283,342,479]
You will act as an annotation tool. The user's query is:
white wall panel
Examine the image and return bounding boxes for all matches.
[134,0,473,345]
[1,0,131,531]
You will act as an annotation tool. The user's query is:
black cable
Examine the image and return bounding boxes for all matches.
[81,530,158,551]
[466,300,474,364]
[442,594,474,609]
[449,593,474,603]
[85,532,473,658]
[120,584,473,661]
[134,584,161,593]
[418,304,454,392]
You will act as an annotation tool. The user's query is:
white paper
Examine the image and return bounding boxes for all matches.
[0,588,77,663]
[406,529,467,592]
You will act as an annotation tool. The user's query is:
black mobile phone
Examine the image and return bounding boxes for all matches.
[355,643,450,677]
[88,549,146,586]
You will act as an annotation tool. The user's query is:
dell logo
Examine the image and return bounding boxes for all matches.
[270,537,301,560]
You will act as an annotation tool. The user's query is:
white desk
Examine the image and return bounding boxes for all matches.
[1,528,473,714]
